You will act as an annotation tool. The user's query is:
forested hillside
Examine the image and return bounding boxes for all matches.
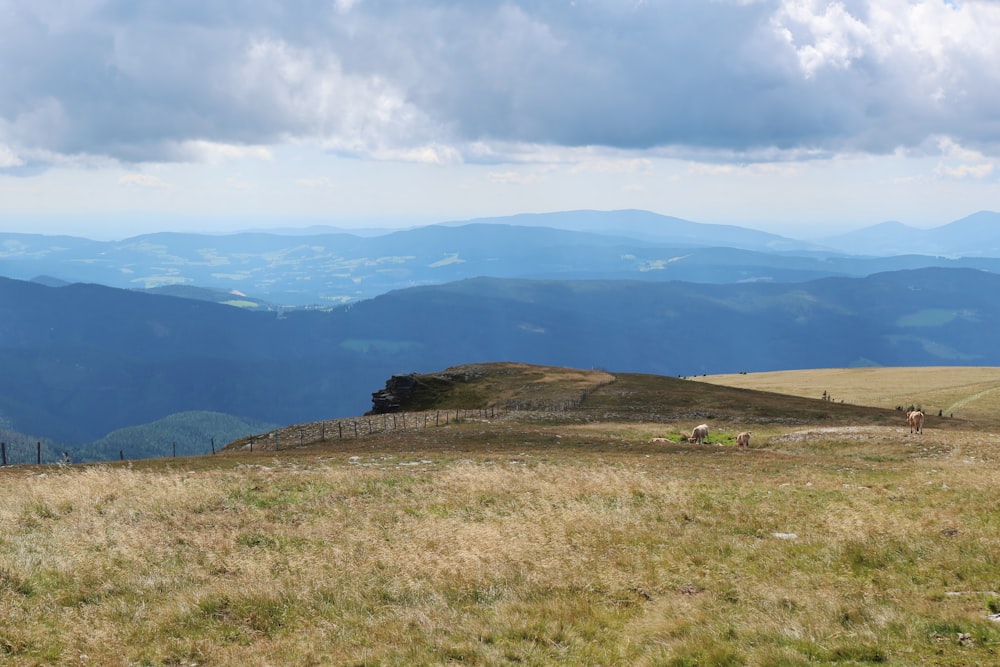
[3,267,1000,453]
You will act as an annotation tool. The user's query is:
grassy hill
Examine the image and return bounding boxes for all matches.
[2,363,999,665]
[695,366,1000,423]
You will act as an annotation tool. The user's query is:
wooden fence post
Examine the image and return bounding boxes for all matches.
[338,422,343,439]
[37,441,41,465]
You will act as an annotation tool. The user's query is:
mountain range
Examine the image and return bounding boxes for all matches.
[3,209,1000,307]
[3,266,1000,456]
[3,208,1000,461]
[820,211,1000,256]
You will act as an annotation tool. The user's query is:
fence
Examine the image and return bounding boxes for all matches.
[233,406,506,453]
[1,376,618,464]
[0,407,509,464]
[0,440,59,466]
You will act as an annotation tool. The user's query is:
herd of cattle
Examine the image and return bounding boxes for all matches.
[660,409,926,447]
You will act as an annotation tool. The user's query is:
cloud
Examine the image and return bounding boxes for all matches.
[489,171,542,186]
[2,0,1000,173]
[118,173,170,188]
[687,161,800,178]
[933,136,995,179]
[173,141,272,165]
[297,176,336,189]
[0,144,23,168]
[773,0,874,78]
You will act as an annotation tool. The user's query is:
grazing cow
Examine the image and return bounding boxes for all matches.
[688,424,710,444]
[736,431,751,448]
[907,410,924,434]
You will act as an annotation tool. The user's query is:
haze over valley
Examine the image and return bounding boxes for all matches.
[3,209,1000,461]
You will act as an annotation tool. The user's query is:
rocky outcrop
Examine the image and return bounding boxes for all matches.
[369,374,418,414]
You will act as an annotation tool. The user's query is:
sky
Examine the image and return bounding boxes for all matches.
[2,0,1000,240]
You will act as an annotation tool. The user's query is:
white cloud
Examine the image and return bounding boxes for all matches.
[118,173,170,188]
[297,176,336,189]
[489,171,542,186]
[935,162,994,179]
[687,161,800,177]
[0,144,24,168]
[569,157,654,175]
[173,141,273,165]
[333,0,361,15]
[773,0,873,78]
[3,0,1000,172]
[933,136,995,180]
[364,144,463,166]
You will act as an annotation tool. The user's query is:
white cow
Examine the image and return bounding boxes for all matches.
[736,431,751,448]
[907,410,924,434]
[688,424,710,444]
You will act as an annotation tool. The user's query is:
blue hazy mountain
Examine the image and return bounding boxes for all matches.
[4,210,1000,307]
[2,267,1000,455]
[820,211,1000,256]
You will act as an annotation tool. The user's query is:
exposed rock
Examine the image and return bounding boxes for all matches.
[370,373,418,414]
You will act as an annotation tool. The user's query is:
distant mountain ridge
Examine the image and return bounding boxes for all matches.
[3,266,1000,457]
[820,211,1000,256]
[3,209,1000,306]
[437,209,820,251]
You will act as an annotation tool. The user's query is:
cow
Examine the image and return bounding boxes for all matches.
[907,410,924,434]
[736,431,751,448]
[688,424,710,444]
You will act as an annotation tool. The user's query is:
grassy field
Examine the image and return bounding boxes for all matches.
[2,365,999,665]
[696,366,1000,422]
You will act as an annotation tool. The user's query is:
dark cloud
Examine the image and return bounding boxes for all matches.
[1,0,998,167]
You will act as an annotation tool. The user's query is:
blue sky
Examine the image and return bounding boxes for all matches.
[2,0,999,239]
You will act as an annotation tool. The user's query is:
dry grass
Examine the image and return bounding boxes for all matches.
[2,366,1000,665]
[697,366,1000,423]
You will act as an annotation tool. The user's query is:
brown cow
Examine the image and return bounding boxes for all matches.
[736,431,751,448]
[688,424,709,444]
[907,410,924,434]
